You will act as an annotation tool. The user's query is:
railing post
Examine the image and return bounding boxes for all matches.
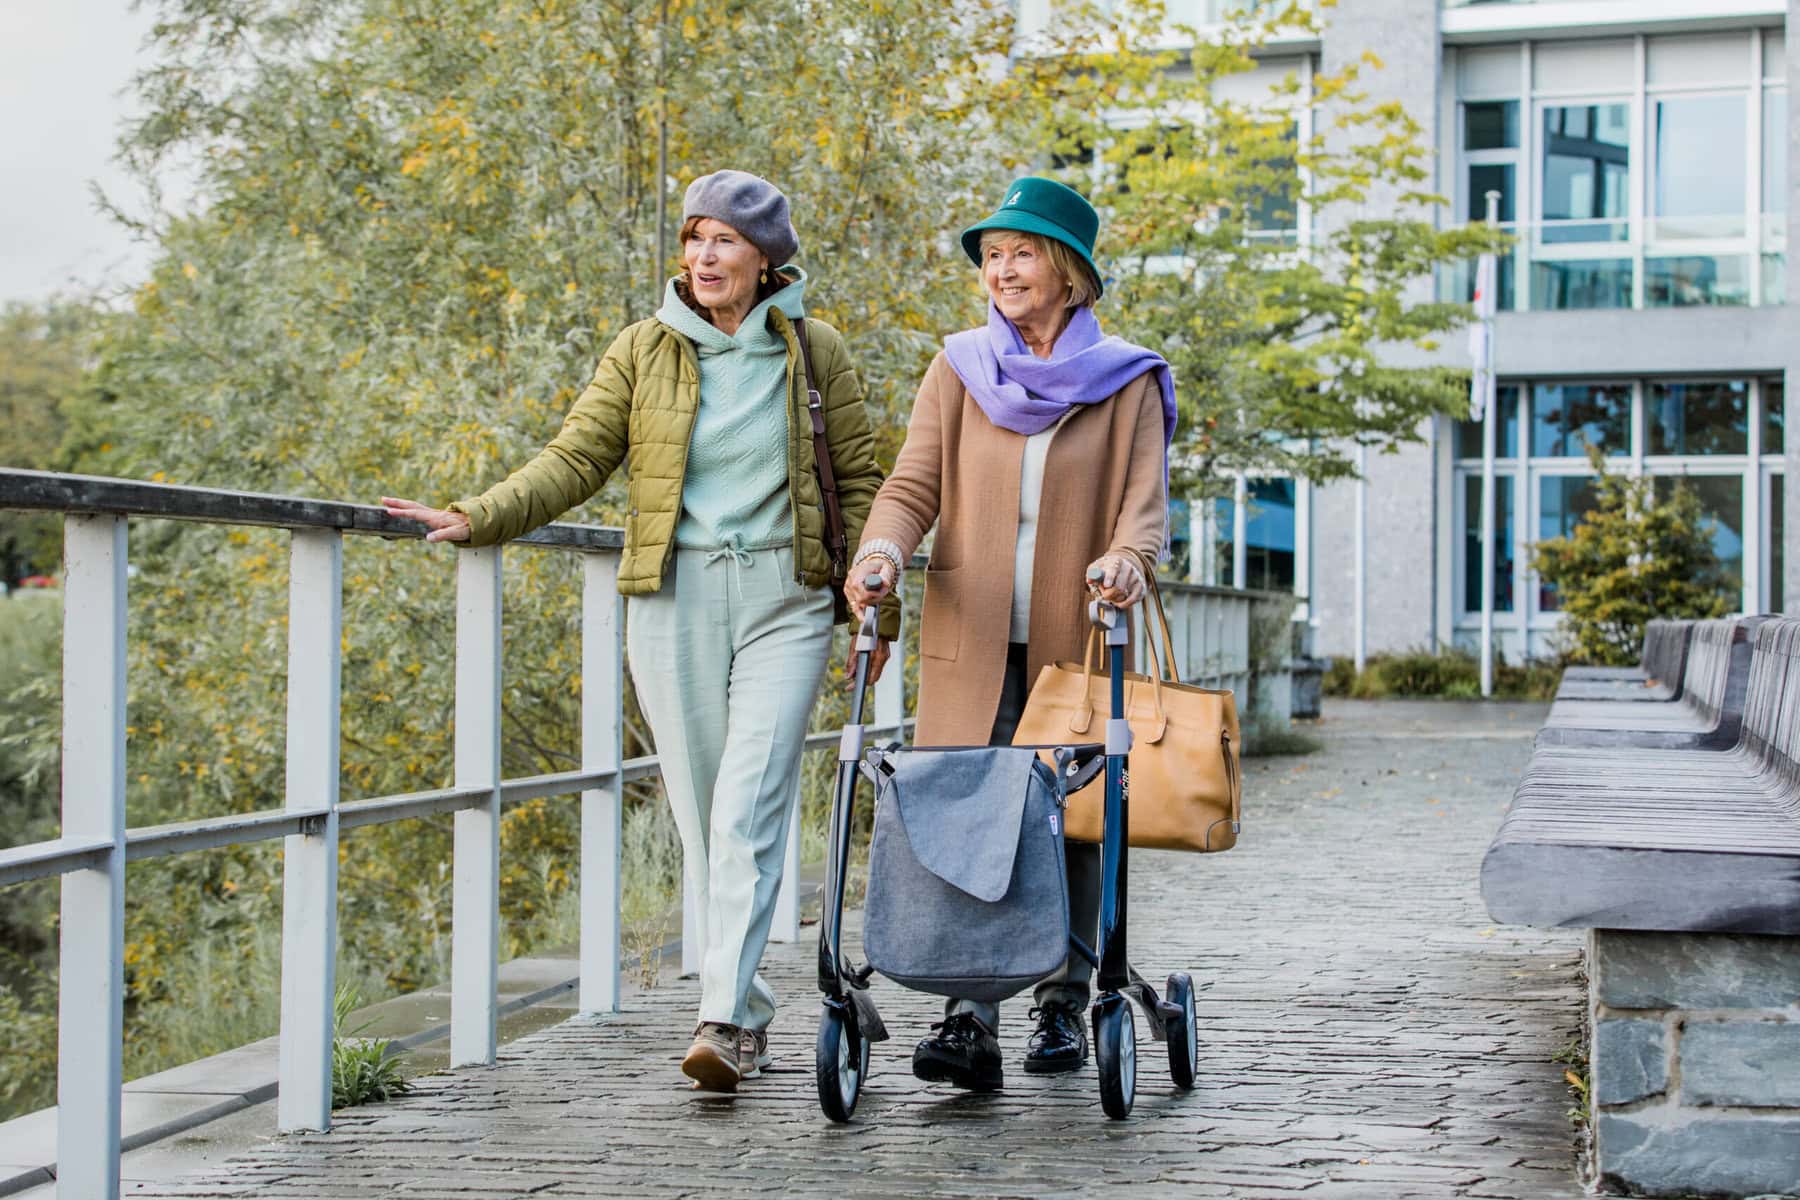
[57,515,127,1200]
[579,552,624,1013]
[278,529,342,1132]
[681,868,703,978]
[768,786,803,944]
[452,547,502,1067]
[873,591,905,741]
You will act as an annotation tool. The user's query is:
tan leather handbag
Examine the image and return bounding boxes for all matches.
[1011,555,1242,852]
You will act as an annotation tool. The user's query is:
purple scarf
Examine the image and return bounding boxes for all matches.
[942,303,1178,461]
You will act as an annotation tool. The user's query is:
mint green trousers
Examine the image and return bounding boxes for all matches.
[626,543,834,1031]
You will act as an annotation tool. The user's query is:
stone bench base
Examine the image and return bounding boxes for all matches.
[1588,929,1800,1198]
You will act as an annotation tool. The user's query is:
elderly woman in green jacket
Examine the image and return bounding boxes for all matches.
[382,170,894,1093]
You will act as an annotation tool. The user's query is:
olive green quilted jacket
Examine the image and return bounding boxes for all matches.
[449,303,897,635]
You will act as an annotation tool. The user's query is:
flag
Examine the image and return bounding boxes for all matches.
[1467,251,1497,421]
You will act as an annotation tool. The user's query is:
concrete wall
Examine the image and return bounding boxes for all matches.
[1313,0,1445,658]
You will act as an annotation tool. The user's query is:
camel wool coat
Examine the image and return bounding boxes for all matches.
[860,350,1168,747]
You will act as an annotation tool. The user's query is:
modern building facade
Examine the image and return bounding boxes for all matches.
[1023,0,1800,662]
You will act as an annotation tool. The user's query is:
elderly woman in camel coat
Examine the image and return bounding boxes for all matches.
[845,176,1174,1094]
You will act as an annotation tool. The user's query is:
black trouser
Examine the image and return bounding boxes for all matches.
[943,642,1102,1032]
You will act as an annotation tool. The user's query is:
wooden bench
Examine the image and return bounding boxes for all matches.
[1534,617,1762,751]
[1553,618,1693,703]
[1480,616,1800,1199]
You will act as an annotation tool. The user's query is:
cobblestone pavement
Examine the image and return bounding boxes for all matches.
[137,698,1588,1200]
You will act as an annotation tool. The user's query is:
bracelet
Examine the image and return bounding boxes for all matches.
[853,539,906,579]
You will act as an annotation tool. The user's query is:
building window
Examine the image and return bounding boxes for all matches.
[1648,381,1749,455]
[1653,474,1745,596]
[1462,473,1515,613]
[1764,89,1788,220]
[1772,474,1785,612]
[1454,384,1522,459]
[1644,256,1751,307]
[1537,474,1602,612]
[1453,374,1781,633]
[1540,103,1630,244]
[1652,95,1747,241]
[1531,259,1633,310]
[1531,383,1631,457]
[1764,377,1785,455]
[1211,479,1298,592]
[1452,33,1786,310]
[1465,100,1519,152]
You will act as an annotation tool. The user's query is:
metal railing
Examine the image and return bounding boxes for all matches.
[0,467,1265,1197]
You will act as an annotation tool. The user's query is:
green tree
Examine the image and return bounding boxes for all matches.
[0,300,116,583]
[1531,448,1733,666]
[1009,0,1508,496]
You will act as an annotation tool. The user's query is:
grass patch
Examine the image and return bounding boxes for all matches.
[331,983,412,1109]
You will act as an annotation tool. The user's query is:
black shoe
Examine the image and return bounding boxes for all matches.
[1023,1004,1089,1074]
[912,1012,1004,1092]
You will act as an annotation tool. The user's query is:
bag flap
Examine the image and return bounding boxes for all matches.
[882,747,1039,903]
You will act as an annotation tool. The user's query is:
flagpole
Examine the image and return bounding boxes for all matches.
[1478,190,1500,698]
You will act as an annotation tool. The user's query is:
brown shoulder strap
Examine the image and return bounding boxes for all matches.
[794,319,848,580]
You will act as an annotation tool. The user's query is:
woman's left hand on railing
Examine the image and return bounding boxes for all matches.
[1086,553,1145,607]
[379,497,471,543]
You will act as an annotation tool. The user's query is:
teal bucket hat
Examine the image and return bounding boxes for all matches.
[960,176,1104,298]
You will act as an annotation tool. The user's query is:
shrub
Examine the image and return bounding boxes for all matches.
[1321,646,1561,702]
[1531,447,1733,666]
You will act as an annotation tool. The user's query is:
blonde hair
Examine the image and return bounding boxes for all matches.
[977,229,1099,309]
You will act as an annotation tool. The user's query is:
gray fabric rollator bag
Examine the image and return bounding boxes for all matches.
[862,746,1070,1003]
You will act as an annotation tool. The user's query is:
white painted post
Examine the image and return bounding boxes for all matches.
[874,596,905,740]
[680,871,703,978]
[768,792,803,945]
[452,547,503,1067]
[579,553,624,1013]
[278,529,342,1133]
[1232,473,1249,590]
[57,515,127,1200]
[1354,440,1368,673]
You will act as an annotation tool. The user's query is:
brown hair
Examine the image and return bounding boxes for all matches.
[676,215,787,318]
[977,229,1099,309]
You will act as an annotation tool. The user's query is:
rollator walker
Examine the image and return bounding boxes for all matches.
[813,571,1200,1121]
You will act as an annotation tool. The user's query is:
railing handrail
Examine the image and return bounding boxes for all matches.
[0,469,1290,606]
[0,467,622,553]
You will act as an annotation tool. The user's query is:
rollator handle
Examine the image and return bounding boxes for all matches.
[1085,565,1130,642]
[856,574,885,646]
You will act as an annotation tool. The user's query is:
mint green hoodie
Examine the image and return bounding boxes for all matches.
[654,269,807,552]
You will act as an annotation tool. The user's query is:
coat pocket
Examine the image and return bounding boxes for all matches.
[919,566,964,661]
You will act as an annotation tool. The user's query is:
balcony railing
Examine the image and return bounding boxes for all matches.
[0,467,1270,1195]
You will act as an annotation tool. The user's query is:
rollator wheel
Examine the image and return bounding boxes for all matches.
[815,1001,869,1123]
[1094,996,1136,1120]
[1165,972,1198,1090]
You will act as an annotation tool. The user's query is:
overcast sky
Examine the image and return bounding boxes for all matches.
[1,1,170,305]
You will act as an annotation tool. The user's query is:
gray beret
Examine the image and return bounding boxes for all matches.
[682,169,799,267]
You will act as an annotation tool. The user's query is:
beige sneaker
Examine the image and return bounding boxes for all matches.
[738,1027,771,1080]
[682,1022,742,1092]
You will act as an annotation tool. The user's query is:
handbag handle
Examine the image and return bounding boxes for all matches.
[1071,611,1169,743]
[1127,547,1182,686]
